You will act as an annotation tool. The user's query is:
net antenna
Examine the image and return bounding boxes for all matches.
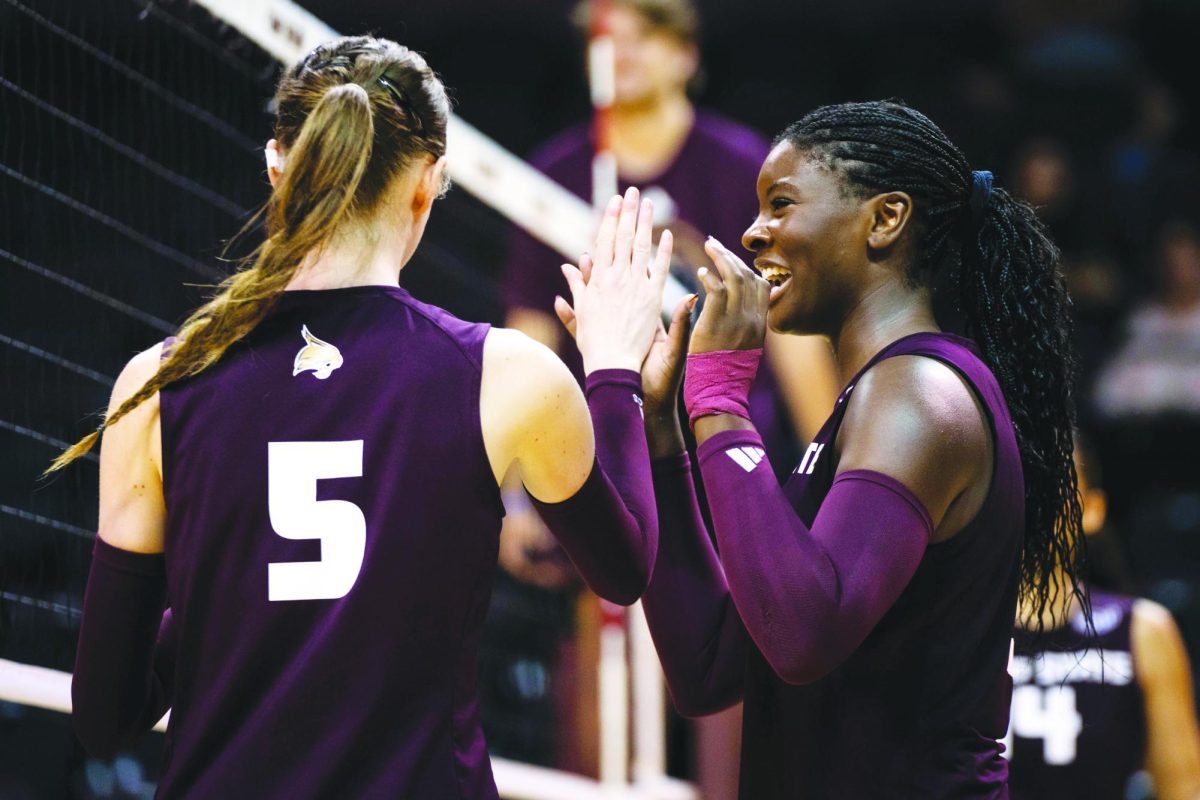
[587,0,631,792]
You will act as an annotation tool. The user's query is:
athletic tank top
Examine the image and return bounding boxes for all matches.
[1009,589,1145,799]
[739,332,1024,798]
[156,286,503,799]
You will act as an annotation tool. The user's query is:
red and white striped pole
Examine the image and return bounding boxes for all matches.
[588,0,630,791]
[589,0,618,211]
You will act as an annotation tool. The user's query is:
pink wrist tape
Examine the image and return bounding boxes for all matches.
[683,348,763,429]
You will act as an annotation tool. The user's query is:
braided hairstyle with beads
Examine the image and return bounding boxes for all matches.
[779,100,1086,631]
[48,36,449,472]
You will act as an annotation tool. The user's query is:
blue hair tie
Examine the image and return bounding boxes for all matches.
[969,170,993,225]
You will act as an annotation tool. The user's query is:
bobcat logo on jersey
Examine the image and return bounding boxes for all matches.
[293,325,343,380]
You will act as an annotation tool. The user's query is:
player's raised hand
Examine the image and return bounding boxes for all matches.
[689,236,769,354]
[557,186,673,375]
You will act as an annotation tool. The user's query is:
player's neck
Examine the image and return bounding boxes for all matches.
[609,93,694,181]
[286,221,413,291]
[830,280,939,385]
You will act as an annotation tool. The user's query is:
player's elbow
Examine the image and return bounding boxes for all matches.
[572,562,648,606]
[72,682,134,759]
[595,569,649,606]
[661,658,745,718]
[762,636,844,686]
[771,660,829,686]
[668,684,742,719]
[72,711,127,760]
[590,536,656,606]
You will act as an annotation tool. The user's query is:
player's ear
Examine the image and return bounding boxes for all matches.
[865,191,913,253]
[265,139,285,188]
[412,155,448,214]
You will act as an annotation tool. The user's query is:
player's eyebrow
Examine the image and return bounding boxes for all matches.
[766,180,800,194]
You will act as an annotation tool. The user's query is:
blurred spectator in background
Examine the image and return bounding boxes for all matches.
[1091,215,1200,720]
[1002,0,1140,152]
[1095,217,1200,420]
[1010,439,1200,800]
[1010,137,1124,385]
[1012,138,1079,244]
[487,0,835,792]
[1105,79,1200,269]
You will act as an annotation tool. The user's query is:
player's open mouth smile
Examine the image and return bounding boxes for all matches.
[756,260,792,303]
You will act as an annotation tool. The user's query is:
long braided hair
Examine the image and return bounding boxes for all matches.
[48,36,449,473]
[779,100,1086,630]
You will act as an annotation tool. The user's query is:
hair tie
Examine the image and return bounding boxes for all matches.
[969,170,993,225]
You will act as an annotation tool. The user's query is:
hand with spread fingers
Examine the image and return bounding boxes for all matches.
[690,237,771,354]
[553,186,676,376]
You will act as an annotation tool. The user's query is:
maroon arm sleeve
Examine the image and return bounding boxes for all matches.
[529,369,659,605]
[641,452,749,717]
[137,609,177,730]
[696,429,932,685]
[72,538,167,758]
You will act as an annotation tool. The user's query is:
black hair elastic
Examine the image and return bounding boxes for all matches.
[969,170,993,225]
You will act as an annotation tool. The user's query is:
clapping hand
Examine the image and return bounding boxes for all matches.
[553,187,676,376]
[554,187,695,420]
[689,237,770,354]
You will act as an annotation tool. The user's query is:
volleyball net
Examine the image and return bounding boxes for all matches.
[0,0,693,796]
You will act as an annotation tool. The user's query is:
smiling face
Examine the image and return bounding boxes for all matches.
[742,142,875,336]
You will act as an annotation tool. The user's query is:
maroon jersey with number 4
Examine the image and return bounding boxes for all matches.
[1008,590,1146,799]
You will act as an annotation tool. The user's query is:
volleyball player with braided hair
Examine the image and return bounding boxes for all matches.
[567,100,1086,796]
[56,36,672,798]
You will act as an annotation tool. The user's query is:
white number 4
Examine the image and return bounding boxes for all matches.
[1010,684,1084,765]
[267,441,366,602]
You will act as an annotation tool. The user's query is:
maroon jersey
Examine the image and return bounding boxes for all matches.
[156,286,504,798]
[739,332,1024,797]
[1008,590,1146,799]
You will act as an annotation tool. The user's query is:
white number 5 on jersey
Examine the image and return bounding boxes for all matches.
[267,440,366,601]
